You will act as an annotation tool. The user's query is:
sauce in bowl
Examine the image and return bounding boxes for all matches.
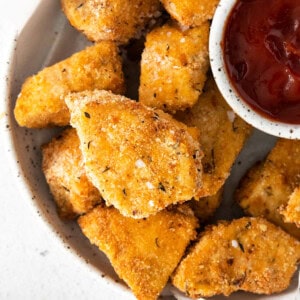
[224,0,300,124]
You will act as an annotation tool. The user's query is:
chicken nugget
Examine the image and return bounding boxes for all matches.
[236,139,300,239]
[139,21,209,112]
[14,42,125,128]
[161,0,219,27]
[281,188,300,228]
[188,188,223,223]
[66,90,203,218]
[176,78,252,198]
[78,204,198,300]
[61,0,162,44]
[42,128,101,219]
[172,217,300,298]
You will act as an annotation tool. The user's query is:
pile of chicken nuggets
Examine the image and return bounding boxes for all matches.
[14,0,300,299]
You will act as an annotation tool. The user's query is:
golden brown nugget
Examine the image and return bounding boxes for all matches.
[160,0,219,27]
[236,139,300,239]
[139,22,210,112]
[188,188,223,223]
[281,188,300,228]
[177,78,252,198]
[66,90,203,218]
[42,128,101,219]
[61,0,162,44]
[78,204,198,300]
[172,217,300,298]
[14,42,125,128]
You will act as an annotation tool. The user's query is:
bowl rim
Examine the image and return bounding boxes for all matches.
[209,0,300,140]
[0,3,134,299]
[1,1,298,299]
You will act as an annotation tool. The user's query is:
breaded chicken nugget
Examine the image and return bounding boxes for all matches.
[61,0,162,44]
[236,139,300,239]
[188,188,223,223]
[42,128,101,219]
[66,90,203,218]
[14,42,125,128]
[281,188,300,228]
[176,78,252,198]
[160,0,219,27]
[78,204,198,300]
[172,217,300,298]
[139,21,209,112]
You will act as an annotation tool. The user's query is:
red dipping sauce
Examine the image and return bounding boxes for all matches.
[224,0,300,124]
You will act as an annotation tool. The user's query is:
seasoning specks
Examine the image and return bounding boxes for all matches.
[231,240,239,248]
[146,182,154,189]
[135,159,146,168]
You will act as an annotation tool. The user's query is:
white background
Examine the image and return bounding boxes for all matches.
[0,1,130,299]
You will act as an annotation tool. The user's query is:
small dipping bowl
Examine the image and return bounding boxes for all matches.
[210,0,300,139]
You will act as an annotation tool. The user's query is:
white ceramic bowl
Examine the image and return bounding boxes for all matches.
[210,0,300,139]
[2,0,132,298]
[2,0,299,299]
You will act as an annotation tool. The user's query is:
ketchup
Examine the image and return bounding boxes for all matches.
[224,0,300,124]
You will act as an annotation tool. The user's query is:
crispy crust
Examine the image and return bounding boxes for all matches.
[139,21,209,112]
[172,217,300,298]
[236,139,300,239]
[42,128,101,219]
[188,188,223,223]
[160,0,219,27]
[177,78,252,198]
[66,90,203,218]
[281,188,300,227]
[14,42,125,128]
[61,0,162,44]
[78,204,198,300]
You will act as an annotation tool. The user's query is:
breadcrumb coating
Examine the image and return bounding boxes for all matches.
[188,188,223,223]
[160,0,219,27]
[66,90,203,218]
[139,21,209,112]
[236,139,300,239]
[61,0,162,44]
[42,128,101,219]
[176,78,252,198]
[281,188,300,228]
[78,204,198,300]
[14,42,125,128]
[172,217,300,298]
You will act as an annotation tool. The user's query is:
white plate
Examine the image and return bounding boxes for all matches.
[2,0,299,299]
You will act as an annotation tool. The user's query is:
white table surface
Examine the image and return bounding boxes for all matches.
[0,1,130,299]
